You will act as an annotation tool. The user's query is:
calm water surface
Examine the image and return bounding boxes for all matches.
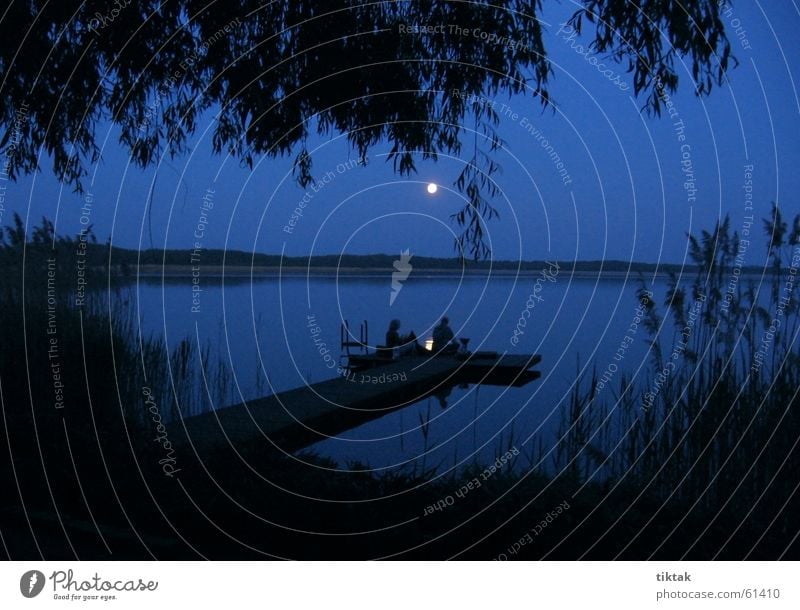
[133,272,677,473]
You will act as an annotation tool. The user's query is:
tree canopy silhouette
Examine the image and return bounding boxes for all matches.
[0,0,733,257]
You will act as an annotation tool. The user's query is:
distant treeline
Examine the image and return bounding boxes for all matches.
[58,245,770,276]
[0,214,768,275]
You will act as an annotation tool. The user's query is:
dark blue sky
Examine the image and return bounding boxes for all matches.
[2,1,798,264]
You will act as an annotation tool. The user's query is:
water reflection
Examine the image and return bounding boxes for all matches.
[130,274,672,473]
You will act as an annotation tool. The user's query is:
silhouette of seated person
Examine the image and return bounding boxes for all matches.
[431,317,457,354]
[384,319,421,356]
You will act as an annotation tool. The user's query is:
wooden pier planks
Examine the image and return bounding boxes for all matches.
[175,353,541,452]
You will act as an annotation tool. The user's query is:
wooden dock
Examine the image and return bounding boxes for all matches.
[175,353,541,453]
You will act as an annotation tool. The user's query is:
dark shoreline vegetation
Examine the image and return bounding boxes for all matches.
[0,220,771,276]
[1,209,799,560]
[0,214,764,278]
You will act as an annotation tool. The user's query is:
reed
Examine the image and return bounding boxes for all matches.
[0,215,229,478]
[554,205,800,544]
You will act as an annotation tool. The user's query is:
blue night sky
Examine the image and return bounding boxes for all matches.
[2,1,798,264]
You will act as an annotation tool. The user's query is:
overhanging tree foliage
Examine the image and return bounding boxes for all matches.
[0,0,733,258]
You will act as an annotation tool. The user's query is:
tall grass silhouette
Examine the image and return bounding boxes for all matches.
[554,205,800,556]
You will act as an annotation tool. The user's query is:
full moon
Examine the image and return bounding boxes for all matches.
[426,183,438,194]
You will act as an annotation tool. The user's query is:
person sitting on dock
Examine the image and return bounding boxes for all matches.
[432,317,457,353]
[385,319,421,356]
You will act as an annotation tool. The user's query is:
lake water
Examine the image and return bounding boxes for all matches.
[133,270,678,474]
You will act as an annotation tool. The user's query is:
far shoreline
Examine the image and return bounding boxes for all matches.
[134,264,698,280]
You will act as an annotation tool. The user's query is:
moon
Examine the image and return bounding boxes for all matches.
[426,183,438,195]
